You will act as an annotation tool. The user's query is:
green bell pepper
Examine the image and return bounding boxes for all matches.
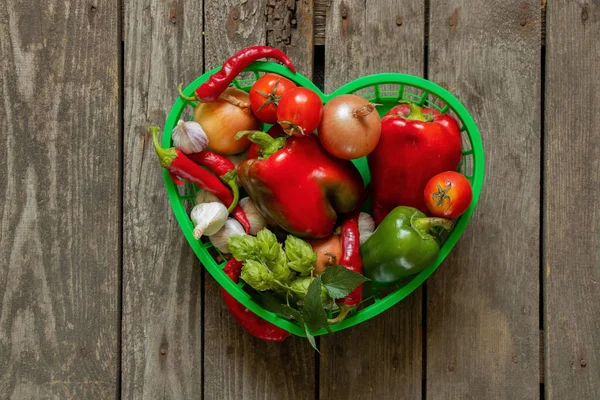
[361,206,453,283]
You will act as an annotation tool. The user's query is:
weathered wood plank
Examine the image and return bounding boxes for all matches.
[314,0,328,45]
[426,1,540,398]
[122,0,204,398]
[266,0,314,76]
[320,1,425,398]
[544,1,600,398]
[203,1,316,399]
[0,0,120,398]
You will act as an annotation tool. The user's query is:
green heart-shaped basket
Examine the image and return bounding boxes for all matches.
[161,61,484,337]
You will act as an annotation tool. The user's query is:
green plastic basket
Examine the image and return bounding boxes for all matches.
[161,61,484,337]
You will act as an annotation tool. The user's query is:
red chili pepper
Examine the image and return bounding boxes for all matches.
[150,127,250,233]
[369,100,462,223]
[329,210,363,324]
[188,150,235,176]
[195,46,296,102]
[220,259,290,341]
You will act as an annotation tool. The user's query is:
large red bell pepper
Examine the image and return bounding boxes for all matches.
[369,101,462,223]
[236,131,365,239]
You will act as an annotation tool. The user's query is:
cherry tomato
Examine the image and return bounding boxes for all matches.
[249,73,297,124]
[424,171,473,218]
[247,124,286,159]
[277,87,323,136]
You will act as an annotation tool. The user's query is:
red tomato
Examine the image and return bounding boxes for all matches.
[247,124,286,159]
[424,171,472,218]
[249,73,297,124]
[277,87,323,136]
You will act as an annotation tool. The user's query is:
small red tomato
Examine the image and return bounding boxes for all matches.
[424,171,473,218]
[249,73,297,124]
[247,124,285,159]
[277,87,323,136]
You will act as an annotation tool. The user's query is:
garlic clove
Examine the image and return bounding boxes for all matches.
[209,218,245,254]
[358,212,376,245]
[194,189,221,205]
[190,202,229,239]
[238,197,267,235]
[172,119,209,154]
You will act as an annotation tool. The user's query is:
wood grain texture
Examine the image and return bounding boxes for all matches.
[426,1,540,398]
[122,0,204,398]
[266,0,314,77]
[203,2,315,399]
[544,1,600,398]
[0,0,120,398]
[314,0,328,45]
[320,1,425,398]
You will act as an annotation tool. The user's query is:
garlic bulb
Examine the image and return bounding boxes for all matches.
[209,218,245,254]
[190,202,228,239]
[172,119,209,154]
[238,197,267,235]
[194,189,221,205]
[358,212,375,244]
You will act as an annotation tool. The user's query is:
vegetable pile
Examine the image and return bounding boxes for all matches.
[153,46,474,349]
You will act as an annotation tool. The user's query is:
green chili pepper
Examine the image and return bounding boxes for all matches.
[361,206,453,283]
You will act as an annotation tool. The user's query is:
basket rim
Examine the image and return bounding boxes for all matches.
[161,61,485,337]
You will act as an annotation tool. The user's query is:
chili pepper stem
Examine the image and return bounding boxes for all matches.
[178,83,201,102]
[221,170,240,213]
[327,304,354,325]
[150,126,177,167]
[398,100,434,122]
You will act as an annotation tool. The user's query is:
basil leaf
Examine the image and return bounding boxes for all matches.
[281,304,303,323]
[304,329,318,353]
[252,292,288,318]
[320,265,370,299]
[301,275,329,333]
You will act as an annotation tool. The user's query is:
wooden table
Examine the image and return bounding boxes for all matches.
[1,0,599,399]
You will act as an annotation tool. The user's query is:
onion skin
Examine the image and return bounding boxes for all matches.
[193,87,261,155]
[309,234,342,275]
[318,94,381,160]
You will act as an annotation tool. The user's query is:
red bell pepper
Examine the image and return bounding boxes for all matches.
[221,259,289,341]
[236,131,365,239]
[368,101,462,223]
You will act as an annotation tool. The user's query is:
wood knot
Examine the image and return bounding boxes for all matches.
[160,347,167,356]
[90,5,97,13]
[231,7,240,21]
[581,6,589,23]
[512,355,518,363]
[580,359,587,367]
[396,16,403,26]
[80,347,88,357]
[340,2,348,19]
[448,9,458,32]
